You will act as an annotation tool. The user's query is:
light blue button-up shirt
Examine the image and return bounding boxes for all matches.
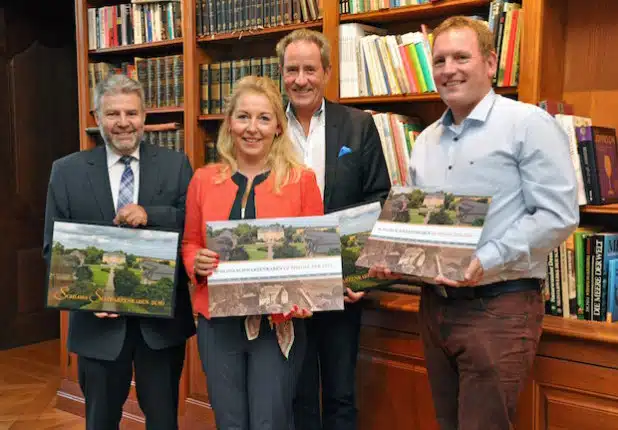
[410,90,579,285]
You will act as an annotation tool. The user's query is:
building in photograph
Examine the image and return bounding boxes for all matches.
[102,251,126,266]
[258,226,285,243]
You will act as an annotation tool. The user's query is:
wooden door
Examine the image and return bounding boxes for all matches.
[0,2,79,349]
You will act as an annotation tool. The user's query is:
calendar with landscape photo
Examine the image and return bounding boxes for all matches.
[206,216,344,317]
[355,187,491,283]
[332,202,395,292]
[46,221,180,318]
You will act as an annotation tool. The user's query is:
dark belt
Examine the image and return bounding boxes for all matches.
[433,278,542,299]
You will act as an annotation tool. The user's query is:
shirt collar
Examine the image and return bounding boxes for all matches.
[439,89,497,127]
[286,98,325,122]
[106,143,141,169]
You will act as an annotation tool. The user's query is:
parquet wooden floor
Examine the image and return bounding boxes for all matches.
[0,340,84,430]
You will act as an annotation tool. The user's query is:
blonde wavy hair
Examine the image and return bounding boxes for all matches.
[216,75,303,193]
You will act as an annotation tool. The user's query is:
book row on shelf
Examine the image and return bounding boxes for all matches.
[89,55,184,110]
[200,57,287,115]
[196,0,321,36]
[538,100,618,207]
[87,123,185,153]
[369,111,423,186]
[539,98,618,322]
[340,0,434,15]
[545,230,618,324]
[87,1,182,51]
[339,0,521,99]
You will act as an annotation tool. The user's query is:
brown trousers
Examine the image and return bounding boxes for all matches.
[419,286,544,430]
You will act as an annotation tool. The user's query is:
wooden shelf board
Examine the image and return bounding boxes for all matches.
[146,106,184,114]
[340,86,517,104]
[197,20,322,43]
[366,291,618,345]
[88,39,183,55]
[198,114,225,121]
[542,315,618,345]
[90,107,184,115]
[339,0,491,24]
[581,204,618,214]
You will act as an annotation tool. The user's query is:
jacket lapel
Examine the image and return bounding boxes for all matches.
[86,146,116,221]
[324,100,341,211]
[138,143,158,207]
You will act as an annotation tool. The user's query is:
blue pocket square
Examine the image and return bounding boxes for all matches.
[338,146,352,158]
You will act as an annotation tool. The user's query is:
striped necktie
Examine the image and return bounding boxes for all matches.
[116,156,134,212]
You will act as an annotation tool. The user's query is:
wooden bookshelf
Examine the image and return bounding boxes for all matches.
[340,86,518,105]
[145,106,185,115]
[87,39,184,56]
[197,20,322,43]
[64,0,618,429]
[365,290,618,345]
[198,114,225,121]
[339,0,491,24]
[88,106,184,116]
[581,204,618,214]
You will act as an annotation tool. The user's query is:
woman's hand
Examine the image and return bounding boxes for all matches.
[284,305,313,319]
[194,248,219,278]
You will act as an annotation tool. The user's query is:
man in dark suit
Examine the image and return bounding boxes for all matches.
[43,74,195,430]
[276,29,391,430]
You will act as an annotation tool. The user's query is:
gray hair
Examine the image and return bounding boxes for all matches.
[93,74,145,116]
[276,29,331,70]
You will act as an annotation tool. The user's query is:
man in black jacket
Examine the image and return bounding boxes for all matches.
[277,29,391,430]
[43,74,195,430]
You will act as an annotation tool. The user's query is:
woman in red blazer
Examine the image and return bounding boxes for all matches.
[182,75,323,429]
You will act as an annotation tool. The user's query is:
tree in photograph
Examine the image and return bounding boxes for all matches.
[472,217,486,227]
[428,209,454,225]
[229,246,249,261]
[341,247,359,276]
[126,254,137,268]
[236,223,256,245]
[52,241,66,255]
[150,278,174,302]
[274,243,303,259]
[114,267,141,296]
[408,189,426,209]
[284,226,296,243]
[75,265,93,281]
[443,193,455,210]
[84,246,103,264]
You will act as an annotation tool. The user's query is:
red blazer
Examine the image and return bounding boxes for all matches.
[182,163,324,319]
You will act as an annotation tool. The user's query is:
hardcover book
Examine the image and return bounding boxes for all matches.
[576,126,618,204]
[46,221,180,318]
[355,187,490,283]
[330,202,395,291]
[206,216,345,317]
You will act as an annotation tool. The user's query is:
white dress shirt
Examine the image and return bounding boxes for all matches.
[286,99,326,198]
[106,144,140,211]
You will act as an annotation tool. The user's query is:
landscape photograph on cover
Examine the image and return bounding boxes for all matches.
[356,188,490,282]
[206,216,344,317]
[333,202,395,291]
[46,221,179,318]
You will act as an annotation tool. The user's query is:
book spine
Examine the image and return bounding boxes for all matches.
[592,235,604,321]
[200,64,210,114]
[584,234,592,320]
